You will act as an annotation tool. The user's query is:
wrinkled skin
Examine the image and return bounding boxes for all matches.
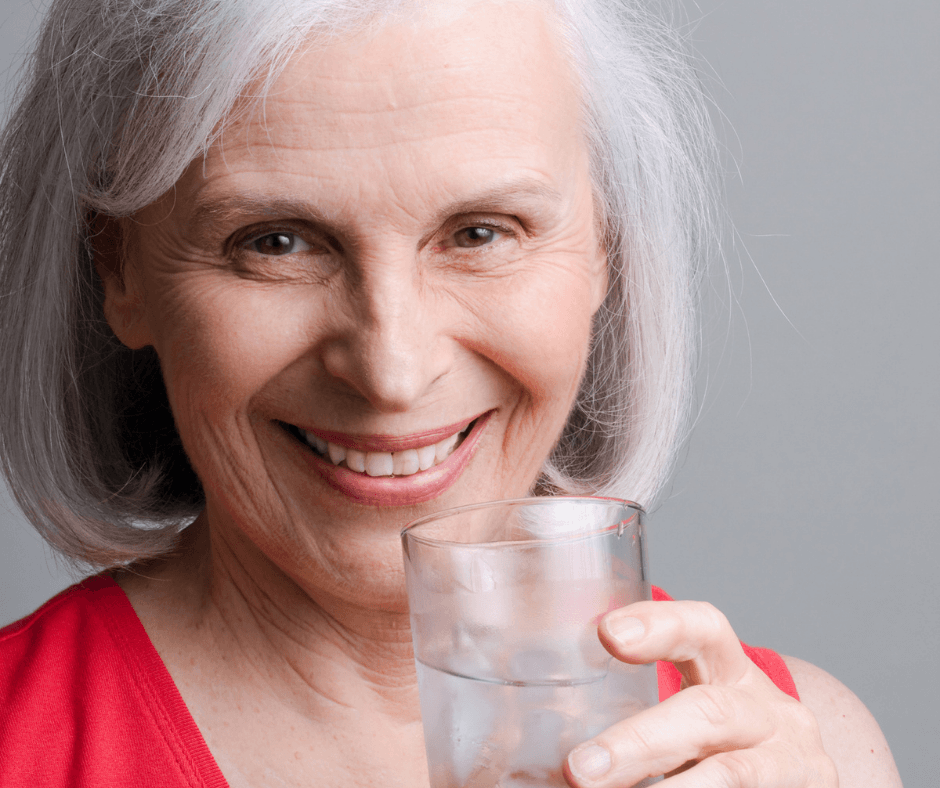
[100,2,900,786]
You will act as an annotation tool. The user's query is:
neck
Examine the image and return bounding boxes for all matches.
[119,512,423,726]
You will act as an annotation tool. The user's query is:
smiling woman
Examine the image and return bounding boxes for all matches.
[0,0,708,568]
[104,17,608,555]
[0,0,901,786]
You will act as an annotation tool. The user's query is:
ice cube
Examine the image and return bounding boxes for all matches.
[450,623,499,679]
[449,684,500,784]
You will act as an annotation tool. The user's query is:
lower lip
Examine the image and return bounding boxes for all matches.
[298,412,492,507]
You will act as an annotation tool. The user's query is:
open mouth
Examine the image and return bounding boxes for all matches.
[281,418,478,478]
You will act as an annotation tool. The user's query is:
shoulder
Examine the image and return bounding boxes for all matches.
[0,576,173,785]
[0,576,124,677]
[0,578,111,781]
[783,656,902,788]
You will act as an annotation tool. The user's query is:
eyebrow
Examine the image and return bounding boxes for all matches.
[186,176,565,237]
[431,178,565,222]
[187,196,333,236]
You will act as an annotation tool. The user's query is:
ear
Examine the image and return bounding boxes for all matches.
[90,213,153,349]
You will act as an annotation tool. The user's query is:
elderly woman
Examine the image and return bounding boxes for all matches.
[0,0,900,786]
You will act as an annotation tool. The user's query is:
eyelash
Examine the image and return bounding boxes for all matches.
[441,219,517,250]
[234,225,327,255]
[231,218,518,261]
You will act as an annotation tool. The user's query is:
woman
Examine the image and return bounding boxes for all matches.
[0,0,901,786]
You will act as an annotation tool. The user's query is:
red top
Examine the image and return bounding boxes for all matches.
[0,577,798,787]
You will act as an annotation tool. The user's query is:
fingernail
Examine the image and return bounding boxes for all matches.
[569,743,611,781]
[607,615,645,645]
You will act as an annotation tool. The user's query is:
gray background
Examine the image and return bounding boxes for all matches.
[0,0,936,784]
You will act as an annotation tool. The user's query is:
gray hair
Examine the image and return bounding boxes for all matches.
[0,0,717,566]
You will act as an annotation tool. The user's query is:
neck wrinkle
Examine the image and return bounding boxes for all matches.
[194,513,424,725]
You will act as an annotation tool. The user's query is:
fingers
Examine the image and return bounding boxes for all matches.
[564,683,775,787]
[598,600,753,688]
[563,600,837,788]
[658,741,838,788]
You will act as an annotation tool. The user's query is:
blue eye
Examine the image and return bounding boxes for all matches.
[249,232,310,256]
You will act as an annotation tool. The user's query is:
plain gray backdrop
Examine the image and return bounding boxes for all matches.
[0,0,936,784]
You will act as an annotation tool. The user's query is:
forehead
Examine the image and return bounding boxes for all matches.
[203,1,587,188]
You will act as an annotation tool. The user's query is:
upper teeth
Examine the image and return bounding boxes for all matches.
[300,428,465,477]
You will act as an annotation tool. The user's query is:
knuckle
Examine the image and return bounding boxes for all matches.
[820,754,840,786]
[808,751,839,787]
[708,750,761,787]
[788,699,822,733]
[687,683,739,728]
[776,723,839,786]
[616,718,660,763]
[778,698,828,749]
[688,601,732,645]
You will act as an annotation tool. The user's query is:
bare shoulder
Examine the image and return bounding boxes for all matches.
[783,656,902,788]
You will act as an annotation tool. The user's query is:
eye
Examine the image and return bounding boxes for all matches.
[453,226,502,248]
[246,232,312,256]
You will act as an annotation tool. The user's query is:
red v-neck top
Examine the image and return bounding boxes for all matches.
[0,577,797,787]
[0,577,227,786]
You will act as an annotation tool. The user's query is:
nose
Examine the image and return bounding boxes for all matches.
[318,256,452,412]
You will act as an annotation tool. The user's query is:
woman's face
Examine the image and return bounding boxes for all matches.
[105,1,607,605]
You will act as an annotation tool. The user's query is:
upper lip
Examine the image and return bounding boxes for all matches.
[291,411,489,453]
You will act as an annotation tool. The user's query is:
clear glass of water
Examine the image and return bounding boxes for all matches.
[401,497,658,788]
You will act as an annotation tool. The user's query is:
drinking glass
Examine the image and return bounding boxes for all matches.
[401,497,658,788]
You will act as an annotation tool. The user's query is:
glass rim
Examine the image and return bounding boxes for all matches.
[400,495,644,548]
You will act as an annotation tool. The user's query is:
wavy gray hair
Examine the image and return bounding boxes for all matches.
[0,0,717,566]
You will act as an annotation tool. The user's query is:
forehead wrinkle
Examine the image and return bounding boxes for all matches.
[277,80,553,113]
[236,103,562,156]
[240,132,547,157]
[247,8,583,144]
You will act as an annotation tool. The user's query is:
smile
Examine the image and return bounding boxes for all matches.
[279,412,492,507]
[294,422,473,478]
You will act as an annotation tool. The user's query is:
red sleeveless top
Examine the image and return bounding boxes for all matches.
[0,576,798,787]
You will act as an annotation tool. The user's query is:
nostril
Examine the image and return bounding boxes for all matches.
[315,297,455,413]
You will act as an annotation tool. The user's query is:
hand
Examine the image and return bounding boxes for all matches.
[563,600,839,788]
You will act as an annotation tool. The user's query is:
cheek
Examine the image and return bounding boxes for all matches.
[453,258,600,497]
[142,276,312,438]
[465,258,599,407]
